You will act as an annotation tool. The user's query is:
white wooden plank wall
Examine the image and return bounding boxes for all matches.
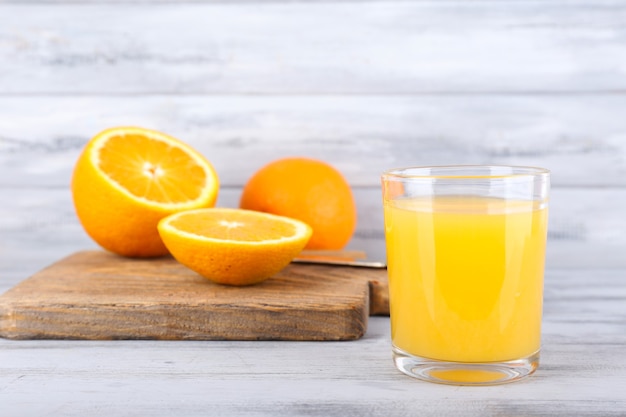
[1,0,626,289]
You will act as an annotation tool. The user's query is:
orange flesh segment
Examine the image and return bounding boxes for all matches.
[169,211,299,242]
[97,133,207,203]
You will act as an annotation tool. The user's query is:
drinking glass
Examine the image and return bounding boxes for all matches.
[381,165,550,385]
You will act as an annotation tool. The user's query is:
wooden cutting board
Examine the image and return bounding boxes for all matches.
[0,250,388,341]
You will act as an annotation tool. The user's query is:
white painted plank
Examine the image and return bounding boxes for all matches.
[0,316,625,417]
[1,186,625,295]
[2,95,626,187]
[1,2,626,94]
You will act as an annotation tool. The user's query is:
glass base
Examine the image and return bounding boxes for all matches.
[392,346,539,386]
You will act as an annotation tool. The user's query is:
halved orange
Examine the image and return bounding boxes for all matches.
[158,208,312,286]
[71,127,219,257]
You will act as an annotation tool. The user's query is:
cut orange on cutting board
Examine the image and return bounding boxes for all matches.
[158,208,312,286]
[71,127,219,258]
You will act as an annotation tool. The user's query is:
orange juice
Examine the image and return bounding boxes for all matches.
[384,196,548,363]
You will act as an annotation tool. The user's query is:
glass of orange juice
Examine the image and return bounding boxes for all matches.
[381,165,550,385]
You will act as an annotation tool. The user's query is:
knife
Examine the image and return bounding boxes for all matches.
[292,250,387,269]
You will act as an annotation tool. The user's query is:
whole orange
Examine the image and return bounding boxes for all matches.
[239,157,357,250]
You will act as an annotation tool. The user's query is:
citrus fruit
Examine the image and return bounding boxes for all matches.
[71,126,219,258]
[158,208,312,286]
[239,157,357,250]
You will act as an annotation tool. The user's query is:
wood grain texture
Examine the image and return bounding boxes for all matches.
[1,186,625,296]
[0,315,625,417]
[0,250,389,341]
[2,95,626,188]
[1,1,626,94]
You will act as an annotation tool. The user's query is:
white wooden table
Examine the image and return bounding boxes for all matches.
[1,259,625,416]
[1,1,626,415]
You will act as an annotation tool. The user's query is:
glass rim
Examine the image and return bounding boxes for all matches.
[381,165,550,180]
